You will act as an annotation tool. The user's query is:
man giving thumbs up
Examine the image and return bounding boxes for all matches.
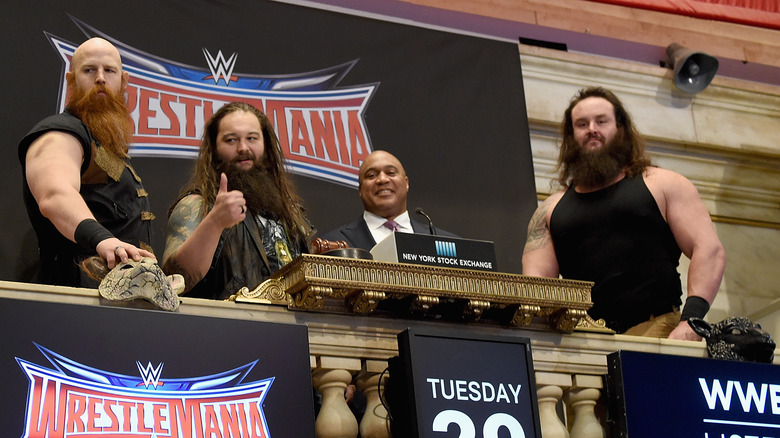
[162,102,313,299]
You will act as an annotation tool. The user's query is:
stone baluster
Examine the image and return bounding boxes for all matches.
[355,361,391,438]
[536,372,572,438]
[312,357,361,438]
[564,375,605,438]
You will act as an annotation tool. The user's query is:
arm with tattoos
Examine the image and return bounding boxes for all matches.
[163,194,211,292]
[521,192,564,278]
[163,173,247,293]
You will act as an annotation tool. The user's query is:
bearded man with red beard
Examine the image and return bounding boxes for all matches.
[522,87,725,341]
[18,37,155,287]
[162,102,314,299]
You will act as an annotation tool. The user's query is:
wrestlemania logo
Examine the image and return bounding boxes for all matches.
[16,344,273,438]
[47,17,376,187]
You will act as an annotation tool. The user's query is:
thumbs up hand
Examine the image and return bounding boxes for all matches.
[211,173,247,229]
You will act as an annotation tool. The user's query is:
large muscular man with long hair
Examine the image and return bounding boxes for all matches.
[163,102,313,299]
[522,87,726,340]
[19,37,155,287]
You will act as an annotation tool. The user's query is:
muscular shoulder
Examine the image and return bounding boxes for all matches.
[27,130,83,152]
[644,166,684,182]
[164,194,207,263]
[537,191,566,223]
[20,113,89,152]
[642,167,699,218]
[22,130,87,177]
[522,191,565,276]
[643,167,696,195]
[20,113,92,173]
[170,194,207,222]
[525,191,565,243]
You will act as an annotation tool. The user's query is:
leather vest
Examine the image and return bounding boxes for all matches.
[187,214,308,300]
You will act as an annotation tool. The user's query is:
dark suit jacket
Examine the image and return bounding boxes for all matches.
[320,216,457,251]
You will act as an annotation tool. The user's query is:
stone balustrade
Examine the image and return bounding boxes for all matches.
[6,280,764,438]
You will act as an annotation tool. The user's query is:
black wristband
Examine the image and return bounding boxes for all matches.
[680,296,710,321]
[74,219,114,252]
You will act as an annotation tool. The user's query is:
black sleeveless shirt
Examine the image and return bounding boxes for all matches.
[549,174,683,332]
[18,110,154,287]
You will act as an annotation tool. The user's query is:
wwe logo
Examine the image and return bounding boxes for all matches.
[137,361,164,389]
[203,48,238,85]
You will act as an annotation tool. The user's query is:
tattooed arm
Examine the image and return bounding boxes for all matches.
[162,174,247,293]
[162,195,213,292]
[521,192,563,278]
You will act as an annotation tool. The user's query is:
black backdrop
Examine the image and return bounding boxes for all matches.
[3,0,536,280]
[0,297,316,436]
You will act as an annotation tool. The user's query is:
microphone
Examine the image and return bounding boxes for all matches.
[415,208,437,236]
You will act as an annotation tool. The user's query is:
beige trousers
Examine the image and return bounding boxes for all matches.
[622,309,681,338]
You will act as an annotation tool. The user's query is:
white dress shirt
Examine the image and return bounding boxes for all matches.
[363,210,413,246]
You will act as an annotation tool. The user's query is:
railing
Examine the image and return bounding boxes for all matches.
[0,276,715,438]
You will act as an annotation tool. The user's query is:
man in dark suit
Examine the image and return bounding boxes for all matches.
[321,150,455,250]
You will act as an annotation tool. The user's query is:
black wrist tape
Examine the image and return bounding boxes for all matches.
[680,296,710,321]
[74,219,114,251]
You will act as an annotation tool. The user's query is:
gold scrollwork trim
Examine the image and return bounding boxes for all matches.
[412,295,439,312]
[466,299,491,320]
[574,314,614,333]
[347,290,386,314]
[510,305,542,327]
[230,278,291,305]
[292,285,332,310]
[550,308,588,333]
[295,257,590,300]
[260,254,594,332]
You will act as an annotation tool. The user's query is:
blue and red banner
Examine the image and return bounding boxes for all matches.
[0,297,314,437]
[4,0,535,279]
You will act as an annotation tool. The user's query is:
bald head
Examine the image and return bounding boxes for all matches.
[358,150,410,220]
[66,37,128,97]
[71,38,120,70]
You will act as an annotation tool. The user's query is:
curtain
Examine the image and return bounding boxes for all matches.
[695,0,778,13]
[585,0,780,29]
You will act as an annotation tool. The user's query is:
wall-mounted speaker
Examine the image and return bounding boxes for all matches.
[666,42,719,94]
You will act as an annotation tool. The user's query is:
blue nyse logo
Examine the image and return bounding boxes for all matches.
[435,241,457,258]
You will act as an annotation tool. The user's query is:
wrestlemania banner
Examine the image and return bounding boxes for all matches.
[50,18,375,188]
[3,0,535,279]
[0,297,315,437]
[18,347,272,438]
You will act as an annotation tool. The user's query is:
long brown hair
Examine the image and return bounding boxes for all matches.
[556,87,650,188]
[176,101,311,240]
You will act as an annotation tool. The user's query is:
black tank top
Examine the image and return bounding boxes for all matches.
[549,174,683,332]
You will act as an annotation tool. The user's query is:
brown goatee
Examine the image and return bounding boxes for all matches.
[67,83,134,158]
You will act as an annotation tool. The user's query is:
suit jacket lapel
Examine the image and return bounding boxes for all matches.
[411,219,428,234]
[341,218,375,250]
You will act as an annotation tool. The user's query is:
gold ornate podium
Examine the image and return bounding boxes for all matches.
[231,254,603,333]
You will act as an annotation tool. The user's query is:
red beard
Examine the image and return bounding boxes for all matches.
[67,82,134,158]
